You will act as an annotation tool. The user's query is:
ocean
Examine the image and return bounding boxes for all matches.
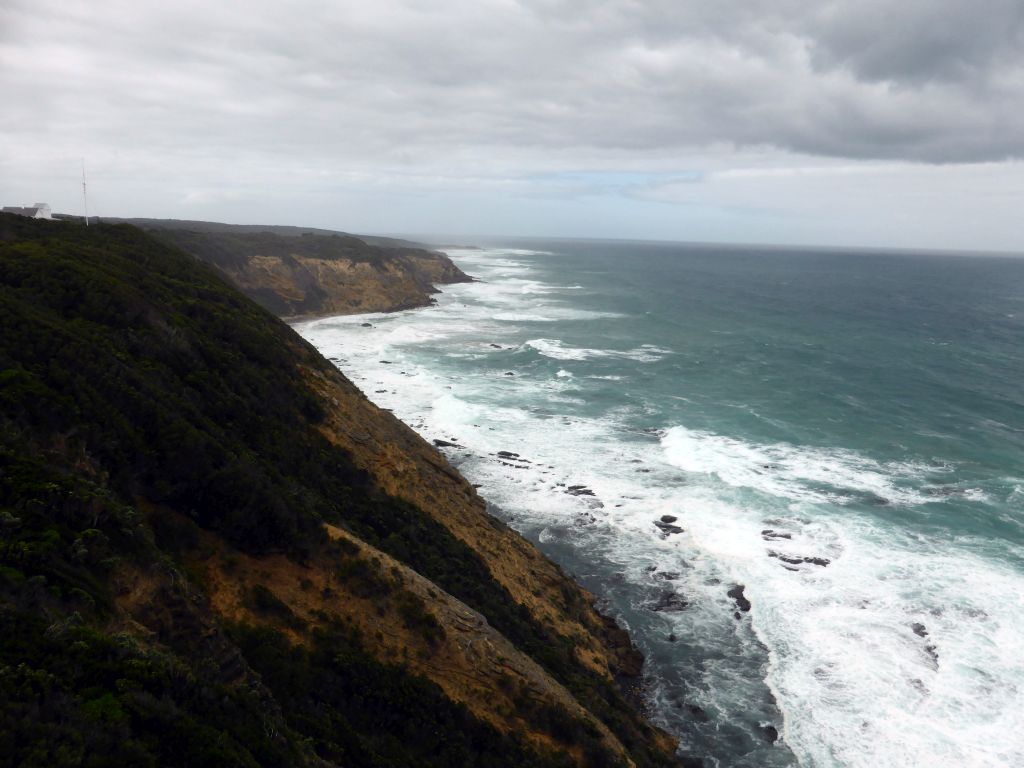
[294,239,1024,768]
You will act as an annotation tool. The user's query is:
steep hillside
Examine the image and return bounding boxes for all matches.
[92,215,430,249]
[133,223,471,317]
[0,214,679,768]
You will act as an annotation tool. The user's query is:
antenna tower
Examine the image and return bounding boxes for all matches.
[81,160,89,226]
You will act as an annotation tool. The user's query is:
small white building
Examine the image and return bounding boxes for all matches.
[2,203,52,219]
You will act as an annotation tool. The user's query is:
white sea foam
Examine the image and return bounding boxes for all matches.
[661,426,934,506]
[745,530,1024,768]
[445,247,553,257]
[525,338,671,362]
[295,244,1024,768]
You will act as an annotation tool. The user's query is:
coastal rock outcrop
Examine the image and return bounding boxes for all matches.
[145,222,473,317]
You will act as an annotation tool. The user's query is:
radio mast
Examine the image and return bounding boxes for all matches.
[81,160,89,226]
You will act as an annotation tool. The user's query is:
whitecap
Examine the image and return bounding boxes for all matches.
[661,426,934,506]
[294,243,1024,768]
[525,338,672,362]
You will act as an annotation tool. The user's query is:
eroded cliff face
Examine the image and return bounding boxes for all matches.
[150,227,472,317]
[300,361,638,676]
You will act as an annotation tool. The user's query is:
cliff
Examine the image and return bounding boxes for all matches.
[111,220,473,318]
[0,214,678,768]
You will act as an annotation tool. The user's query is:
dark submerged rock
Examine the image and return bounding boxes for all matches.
[728,585,752,612]
[686,704,710,723]
[566,485,596,497]
[648,591,689,612]
[653,520,684,535]
[433,439,464,448]
[768,551,830,567]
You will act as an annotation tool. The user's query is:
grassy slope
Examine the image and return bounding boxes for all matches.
[0,215,678,768]
[92,215,431,249]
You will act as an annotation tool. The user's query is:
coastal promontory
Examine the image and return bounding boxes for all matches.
[0,213,678,767]
[103,217,473,317]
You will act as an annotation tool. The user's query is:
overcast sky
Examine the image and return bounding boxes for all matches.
[2,0,1023,251]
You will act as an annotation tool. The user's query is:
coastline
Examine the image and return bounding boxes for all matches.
[0,216,682,768]
[307,238,1024,768]
[142,223,475,319]
[289,279,699,765]
[290,243,791,767]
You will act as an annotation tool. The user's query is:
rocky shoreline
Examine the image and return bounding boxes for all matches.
[159,221,695,762]
[0,214,682,767]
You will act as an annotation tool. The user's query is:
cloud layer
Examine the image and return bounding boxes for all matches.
[5,0,1023,162]
[2,0,1023,248]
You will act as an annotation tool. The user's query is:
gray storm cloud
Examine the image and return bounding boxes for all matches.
[3,0,1023,166]
[2,0,1023,251]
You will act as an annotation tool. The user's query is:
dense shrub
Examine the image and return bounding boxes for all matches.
[0,215,674,768]
[230,622,576,768]
[393,590,445,646]
[0,609,301,768]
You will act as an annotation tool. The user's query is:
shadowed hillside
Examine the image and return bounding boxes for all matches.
[0,214,679,768]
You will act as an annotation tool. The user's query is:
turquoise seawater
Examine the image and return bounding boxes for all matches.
[296,240,1024,768]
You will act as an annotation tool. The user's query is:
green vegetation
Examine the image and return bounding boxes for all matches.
[0,604,590,768]
[0,215,675,767]
[231,621,580,768]
[393,590,445,646]
[155,228,393,270]
[248,584,307,631]
[96,215,430,250]
[0,215,338,559]
[0,447,138,619]
[0,608,303,768]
